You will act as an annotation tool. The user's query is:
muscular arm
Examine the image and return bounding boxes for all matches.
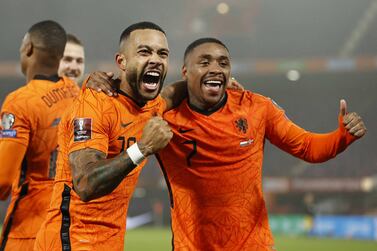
[0,141,27,200]
[69,148,136,202]
[69,116,172,202]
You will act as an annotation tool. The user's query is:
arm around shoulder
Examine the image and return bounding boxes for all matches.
[161,80,188,111]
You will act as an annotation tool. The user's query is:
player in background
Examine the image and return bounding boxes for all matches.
[155,38,367,251]
[58,33,85,84]
[0,20,80,251]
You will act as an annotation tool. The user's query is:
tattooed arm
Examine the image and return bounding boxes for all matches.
[69,148,135,202]
[69,116,173,202]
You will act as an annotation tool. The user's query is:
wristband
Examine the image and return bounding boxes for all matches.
[126,143,145,165]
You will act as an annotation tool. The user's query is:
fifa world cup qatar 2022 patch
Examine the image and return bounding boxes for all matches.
[73,118,92,142]
[0,113,17,138]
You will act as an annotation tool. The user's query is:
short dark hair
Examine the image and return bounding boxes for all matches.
[66,33,83,46]
[28,20,66,57]
[119,21,165,45]
[183,37,229,63]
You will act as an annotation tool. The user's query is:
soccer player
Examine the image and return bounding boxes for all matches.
[155,38,367,250]
[58,33,85,84]
[0,21,79,251]
[35,22,177,251]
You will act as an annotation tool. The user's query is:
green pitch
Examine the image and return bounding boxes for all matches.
[1,225,376,250]
[125,227,377,251]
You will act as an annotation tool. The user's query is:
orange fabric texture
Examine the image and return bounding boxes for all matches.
[0,141,26,198]
[35,89,166,251]
[0,77,79,247]
[158,89,355,251]
[1,237,35,251]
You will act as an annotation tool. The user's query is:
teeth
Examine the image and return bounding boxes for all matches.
[205,80,222,84]
[146,72,160,77]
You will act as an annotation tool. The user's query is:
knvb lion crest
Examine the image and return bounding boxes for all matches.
[235,117,248,134]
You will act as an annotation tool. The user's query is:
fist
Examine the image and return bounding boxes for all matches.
[340,99,367,138]
[138,116,173,156]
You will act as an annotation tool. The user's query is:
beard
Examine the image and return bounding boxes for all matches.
[126,63,166,103]
[126,66,142,100]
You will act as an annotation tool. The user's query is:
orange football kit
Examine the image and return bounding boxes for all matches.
[34,89,166,251]
[157,89,355,251]
[0,75,79,251]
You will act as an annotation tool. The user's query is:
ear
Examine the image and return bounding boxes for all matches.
[181,65,187,80]
[115,53,126,71]
[26,41,33,57]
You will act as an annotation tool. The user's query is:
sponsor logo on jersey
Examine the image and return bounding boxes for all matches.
[74,118,92,142]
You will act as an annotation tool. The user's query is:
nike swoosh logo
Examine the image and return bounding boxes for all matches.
[121,122,133,128]
[178,128,193,133]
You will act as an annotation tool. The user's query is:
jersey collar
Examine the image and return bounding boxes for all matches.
[188,92,228,116]
[33,74,60,83]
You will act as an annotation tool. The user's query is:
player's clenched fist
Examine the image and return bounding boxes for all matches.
[138,116,173,156]
[340,99,367,138]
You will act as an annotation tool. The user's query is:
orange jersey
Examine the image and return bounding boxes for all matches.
[35,89,166,251]
[0,76,79,248]
[158,89,355,251]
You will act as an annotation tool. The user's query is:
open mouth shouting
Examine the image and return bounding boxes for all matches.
[141,70,162,92]
[202,78,225,95]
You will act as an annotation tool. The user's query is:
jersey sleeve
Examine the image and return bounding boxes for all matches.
[158,96,167,115]
[0,92,31,188]
[265,99,356,163]
[67,90,114,155]
[0,93,32,146]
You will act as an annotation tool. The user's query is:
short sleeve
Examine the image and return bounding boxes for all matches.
[67,90,114,155]
[0,93,32,147]
[158,96,167,115]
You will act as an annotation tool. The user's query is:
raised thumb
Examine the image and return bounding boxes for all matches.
[340,99,347,116]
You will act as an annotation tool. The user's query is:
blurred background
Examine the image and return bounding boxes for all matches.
[1,0,376,249]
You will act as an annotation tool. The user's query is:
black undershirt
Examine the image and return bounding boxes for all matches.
[188,93,227,116]
[33,74,60,83]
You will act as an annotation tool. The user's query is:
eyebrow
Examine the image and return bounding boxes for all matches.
[137,44,170,53]
[199,54,229,60]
